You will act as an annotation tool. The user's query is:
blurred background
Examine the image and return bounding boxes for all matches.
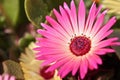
[0,0,120,80]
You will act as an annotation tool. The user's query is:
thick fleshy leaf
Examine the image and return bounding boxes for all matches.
[25,0,48,27]
[0,0,19,26]
[19,33,35,51]
[25,0,72,28]
[2,60,24,79]
[44,0,71,10]
[0,0,28,27]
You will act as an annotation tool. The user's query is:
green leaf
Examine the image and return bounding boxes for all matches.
[19,33,35,51]
[2,60,24,79]
[43,0,71,11]
[1,0,19,26]
[25,0,48,27]
[25,0,72,28]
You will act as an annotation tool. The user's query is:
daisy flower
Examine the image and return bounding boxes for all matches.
[35,0,120,79]
[102,0,120,15]
[0,74,15,80]
[20,42,61,80]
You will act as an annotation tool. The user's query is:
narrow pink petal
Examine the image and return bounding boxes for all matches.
[96,5,102,16]
[38,52,69,61]
[35,47,62,52]
[39,41,66,49]
[94,37,119,49]
[46,16,70,39]
[58,6,74,36]
[78,76,81,80]
[98,30,113,42]
[110,42,120,46]
[0,76,2,80]
[93,17,116,43]
[70,0,78,35]
[92,54,102,65]
[86,5,102,36]
[39,48,66,55]
[88,63,94,70]
[90,10,108,38]
[58,58,75,78]
[4,74,9,80]
[97,48,115,53]
[87,54,98,69]
[36,37,68,47]
[10,76,15,80]
[41,23,68,40]
[72,58,81,76]
[41,53,68,67]
[46,55,73,72]
[93,48,115,55]
[33,47,41,51]
[80,57,88,79]
[85,3,97,36]
[78,0,86,34]
[94,51,106,55]
[63,1,78,35]
[53,9,73,36]
[37,29,67,43]
[36,55,47,60]
[36,38,55,44]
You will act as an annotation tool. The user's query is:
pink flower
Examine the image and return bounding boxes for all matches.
[0,74,15,80]
[35,0,120,79]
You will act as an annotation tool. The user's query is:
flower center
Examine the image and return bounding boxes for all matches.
[40,66,55,79]
[70,36,91,56]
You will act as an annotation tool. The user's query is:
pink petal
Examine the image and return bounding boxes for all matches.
[94,48,114,55]
[39,49,65,55]
[87,54,98,69]
[41,23,68,40]
[58,58,75,78]
[98,30,113,42]
[36,37,68,47]
[85,2,97,36]
[46,16,70,39]
[33,47,41,51]
[80,57,88,79]
[78,0,86,34]
[41,53,68,67]
[110,42,120,46]
[93,17,116,43]
[4,74,9,80]
[88,63,94,70]
[97,48,115,53]
[46,55,72,72]
[94,37,119,49]
[96,5,102,16]
[92,54,102,65]
[10,76,15,80]
[63,2,78,35]
[0,76,2,80]
[39,41,66,49]
[72,58,81,76]
[59,6,74,35]
[36,54,47,60]
[90,10,108,38]
[37,29,67,43]
[53,8,73,36]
